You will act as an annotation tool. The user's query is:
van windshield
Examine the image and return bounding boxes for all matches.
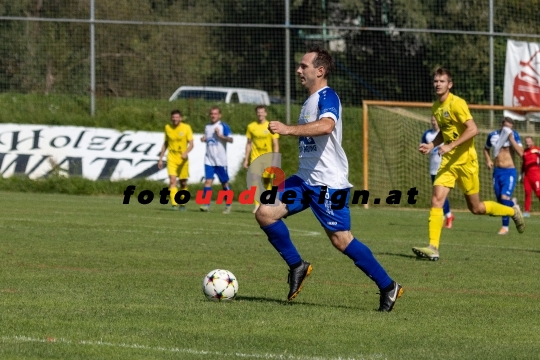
[177,90,227,102]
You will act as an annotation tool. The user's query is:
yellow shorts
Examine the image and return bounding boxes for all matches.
[167,158,189,180]
[434,159,480,195]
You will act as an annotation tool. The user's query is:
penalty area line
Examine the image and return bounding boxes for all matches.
[1,335,385,360]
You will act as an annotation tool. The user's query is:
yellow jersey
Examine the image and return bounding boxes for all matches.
[246,120,279,163]
[432,93,477,165]
[164,123,193,162]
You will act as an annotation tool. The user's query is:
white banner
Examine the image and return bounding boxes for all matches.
[504,39,540,121]
[0,124,247,184]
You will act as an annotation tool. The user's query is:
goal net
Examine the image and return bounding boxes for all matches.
[362,101,540,210]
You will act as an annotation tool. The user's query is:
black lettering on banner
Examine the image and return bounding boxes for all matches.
[91,158,133,180]
[132,143,155,155]
[1,130,43,151]
[50,135,71,148]
[0,153,31,175]
[44,157,83,176]
[132,159,164,179]
[88,136,109,151]
[0,153,49,176]
[112,134,132,152]
[73,130,86,148]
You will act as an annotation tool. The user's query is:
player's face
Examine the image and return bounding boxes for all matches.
[256,108,267,122]
[433,75,452,97]
[431,116,439,131]
[297,52,322,89]
[502,120,513,129]
[209,109,221,123]
[525,137,534,148]
[171,113,182,126]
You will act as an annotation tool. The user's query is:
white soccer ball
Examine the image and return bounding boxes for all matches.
[202,269,238,301]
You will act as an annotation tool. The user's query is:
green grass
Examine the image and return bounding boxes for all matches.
[1,191,540,359]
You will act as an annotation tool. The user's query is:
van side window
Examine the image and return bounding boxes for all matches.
[230,92,239,104]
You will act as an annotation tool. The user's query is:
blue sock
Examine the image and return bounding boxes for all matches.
[501,199,514,226]
[343,239,392,290]
[443,198,450,216]
[261,220,301,267]
[203,186,212,203]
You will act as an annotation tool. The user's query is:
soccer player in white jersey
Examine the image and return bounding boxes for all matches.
[422,116,454,228]
[255,45,403,312]
[200,106,234,214]
[483,117,523,234]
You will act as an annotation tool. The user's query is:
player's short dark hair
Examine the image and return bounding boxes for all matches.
[255,105,266,112]
[502,117,514,125]
[433,67,452,82]
[307,45,335,78]
[210,106,221,114]
[171,109,182,116]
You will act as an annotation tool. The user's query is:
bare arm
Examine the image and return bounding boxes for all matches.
[182,140,194,160]
[243,139,252,169]
[437,119,478,156]
[268,118,335,137]
[508,133,523,157]
[483,147,494,169]
[272,137,279,153]
[158,142,167,169]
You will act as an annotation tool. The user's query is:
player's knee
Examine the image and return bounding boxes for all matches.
[468,203,483,214]
[254,205,273,224]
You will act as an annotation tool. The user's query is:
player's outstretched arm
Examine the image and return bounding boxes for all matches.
[268,118,334,137]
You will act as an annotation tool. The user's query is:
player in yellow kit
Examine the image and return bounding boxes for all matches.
[243,105,280,213]
[158,110,194,210]
[412,68,525,260]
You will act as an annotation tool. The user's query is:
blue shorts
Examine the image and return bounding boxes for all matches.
[205,165,229,184]
[278,175,351,232]
[492,167,517,199]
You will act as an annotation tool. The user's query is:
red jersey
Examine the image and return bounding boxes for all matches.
[522,146,540,174]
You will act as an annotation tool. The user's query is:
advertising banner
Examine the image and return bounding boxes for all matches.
[0,124,247,183]
[504,39,540,121]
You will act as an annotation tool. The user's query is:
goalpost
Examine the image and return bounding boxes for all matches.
[362,101,540,209]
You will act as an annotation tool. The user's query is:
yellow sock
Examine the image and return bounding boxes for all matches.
[484,201,514,216]
[170,187,178,206]
[429,208,444,249]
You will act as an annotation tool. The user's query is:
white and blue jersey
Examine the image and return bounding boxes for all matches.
[204,120,231,167]
[485,128,522,200]
[485,128,522,156]
[296,86,351,189]
[421,129,442,176]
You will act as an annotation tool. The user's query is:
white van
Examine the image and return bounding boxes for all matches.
[169,86,270,105]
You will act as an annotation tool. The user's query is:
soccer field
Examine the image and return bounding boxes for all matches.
[1,191,539,359]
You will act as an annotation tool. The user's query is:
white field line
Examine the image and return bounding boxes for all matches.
[1,335,386,360]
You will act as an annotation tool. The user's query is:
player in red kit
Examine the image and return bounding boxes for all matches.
[522,136,540,217]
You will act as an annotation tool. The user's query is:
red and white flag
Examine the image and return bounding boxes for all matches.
[504,39,540,121]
